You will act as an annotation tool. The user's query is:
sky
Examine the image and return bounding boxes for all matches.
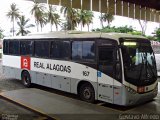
[0,0,160,36]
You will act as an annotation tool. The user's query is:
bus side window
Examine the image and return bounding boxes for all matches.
[72,41,82,61]
[50,40,70,60]
[98,47,115,78]
[34,41,49,58]
[9,41,20,55]
[82,41,95,61]
[99,48,114,64]
[20,41,33,56]
[3,40,9,54]
[72,40,95,61]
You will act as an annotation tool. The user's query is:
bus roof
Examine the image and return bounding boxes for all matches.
[4,31,146,41]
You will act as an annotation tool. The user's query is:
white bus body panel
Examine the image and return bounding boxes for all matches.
[2,55,21,79]
[31,58,97,83]
[3,55,20,68]
[3,55,123,104]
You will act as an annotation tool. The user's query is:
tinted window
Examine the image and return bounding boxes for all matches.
[20,41,33,55]
[98,47,116,78]
[99,47,114,64]
[3,40,9,54]
[35,41,49,58]
[72,41,82,60]
[50,41,70,60]
[72,41,95,61]
[9,41,20,55]
[82,41,95,61]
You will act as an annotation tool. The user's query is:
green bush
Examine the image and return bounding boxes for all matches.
[92,25,134,33]
[155,28,160,41]
[128,31,142,35]
[92,26,160,42]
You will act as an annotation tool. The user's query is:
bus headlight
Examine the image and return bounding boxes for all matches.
[125,86,136,94]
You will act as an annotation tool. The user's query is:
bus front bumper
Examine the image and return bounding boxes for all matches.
[122,85,158,106]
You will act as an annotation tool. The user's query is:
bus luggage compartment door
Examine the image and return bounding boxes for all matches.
[97,46,116,103]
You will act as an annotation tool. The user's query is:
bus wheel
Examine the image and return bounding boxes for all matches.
[79,83,95,103]
[21,71,31,88]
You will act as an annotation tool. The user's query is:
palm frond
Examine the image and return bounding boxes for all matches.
[16,15,35,36]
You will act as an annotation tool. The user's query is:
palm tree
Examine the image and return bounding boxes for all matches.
[0,28,4,39]
[30,1,46,32]
[47,5,60,31]
[100,13,114,27]
[39,13,47,32]
[6,3,20,36]
[78,10,85,31]
[16,15,35,36]
[85,11,94,32]
[60,6,79,30]
[78,10,94,31]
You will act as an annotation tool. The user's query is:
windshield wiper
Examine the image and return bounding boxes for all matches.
[142,52,157,79]
[138,52,145,83]
[146,60,157,79]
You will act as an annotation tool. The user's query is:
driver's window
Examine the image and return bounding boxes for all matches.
[99,47,114,65]
[98,47,115,78]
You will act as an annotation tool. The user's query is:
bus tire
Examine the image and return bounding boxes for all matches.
[21,71,32,88]
[79,83,95,103]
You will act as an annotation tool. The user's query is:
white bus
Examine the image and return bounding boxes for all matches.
[2,32,158,106]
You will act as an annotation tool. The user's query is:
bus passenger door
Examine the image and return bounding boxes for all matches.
[97,46,116,103]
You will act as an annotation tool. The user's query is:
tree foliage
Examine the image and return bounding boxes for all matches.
[78,10,94,31]
[99,13,114,28]
[92,25,134,33]
[0,28,4,39]
[6,3,20,36]
[5,1,158,40]
[47,5,60,31]
[60,7,79,30]
[155,28,160,40]
[30,1,46,32]
[16,15,35,36]
[154,28,160,41]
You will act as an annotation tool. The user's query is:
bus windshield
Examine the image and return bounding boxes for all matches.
[120,39,157,86]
